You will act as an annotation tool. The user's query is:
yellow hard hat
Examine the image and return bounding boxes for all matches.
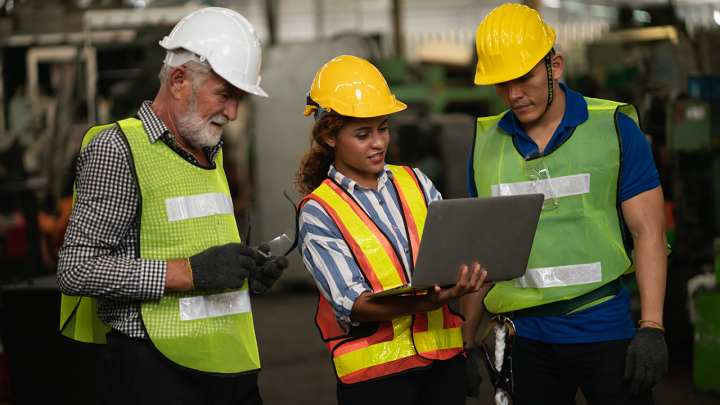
[475,3,556,85]
[304,55,406,121]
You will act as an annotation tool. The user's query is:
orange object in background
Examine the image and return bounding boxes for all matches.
[0,211,27,260]
[37,196,73,271]
[664,201,676,231]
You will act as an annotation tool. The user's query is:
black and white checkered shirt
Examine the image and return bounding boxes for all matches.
[57,101,223,339]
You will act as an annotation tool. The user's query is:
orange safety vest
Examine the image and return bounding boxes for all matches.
[299,165,464,385]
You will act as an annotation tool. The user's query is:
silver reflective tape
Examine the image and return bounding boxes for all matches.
[165,193,234,222]
[514,262,602,288]
[179,290,252,321]
[490,174,590,199]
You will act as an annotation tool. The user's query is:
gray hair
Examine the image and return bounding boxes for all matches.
[158,60,213,93]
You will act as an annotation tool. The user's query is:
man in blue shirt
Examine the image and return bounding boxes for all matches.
[461,4,668,404]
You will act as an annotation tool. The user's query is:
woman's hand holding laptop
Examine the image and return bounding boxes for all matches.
[427,264,493,305]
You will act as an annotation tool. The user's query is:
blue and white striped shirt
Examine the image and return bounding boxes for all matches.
[298,164,441,334]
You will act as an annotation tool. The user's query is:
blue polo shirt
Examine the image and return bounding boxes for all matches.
[467,82,660,344]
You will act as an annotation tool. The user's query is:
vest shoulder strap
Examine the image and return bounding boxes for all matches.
[476,113,505,135]
[584,97,641,131]
[79,123,116,153]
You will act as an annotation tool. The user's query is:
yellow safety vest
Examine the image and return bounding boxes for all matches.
[60,118,260,374]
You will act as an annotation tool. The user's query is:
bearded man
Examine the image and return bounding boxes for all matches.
[57,8,288,404]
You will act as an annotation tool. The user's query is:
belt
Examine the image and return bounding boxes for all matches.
[509,277,624,318]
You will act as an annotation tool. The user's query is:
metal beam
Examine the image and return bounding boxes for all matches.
[316,0,324,39]
[392,0,403,58]
[265,0,277,46]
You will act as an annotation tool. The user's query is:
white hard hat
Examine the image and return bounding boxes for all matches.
[159,7,268,97]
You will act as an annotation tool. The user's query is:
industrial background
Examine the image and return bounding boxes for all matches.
[1,0,720,403]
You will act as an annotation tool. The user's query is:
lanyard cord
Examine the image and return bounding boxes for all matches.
[493,323,510,405]
[479,316,516,405]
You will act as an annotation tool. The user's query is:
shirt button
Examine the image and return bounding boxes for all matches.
[392,225,397,230]
[404,248,409,253]
[379,201,384,206]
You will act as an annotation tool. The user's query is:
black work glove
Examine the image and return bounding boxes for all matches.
[248,243,290,294]
[623,327,668,395]
[188,243,257,290]
[466,346,483,398]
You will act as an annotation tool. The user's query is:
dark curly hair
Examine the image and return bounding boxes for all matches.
[293,114,354,197]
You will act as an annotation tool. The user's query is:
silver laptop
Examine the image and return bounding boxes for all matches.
[369,194,544,298]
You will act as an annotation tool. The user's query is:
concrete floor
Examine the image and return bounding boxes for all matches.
[251,289,720,405]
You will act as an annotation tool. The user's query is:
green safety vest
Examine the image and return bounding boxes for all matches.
[60,118,260,374]
[472,98,640,314]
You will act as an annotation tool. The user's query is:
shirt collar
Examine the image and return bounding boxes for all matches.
[327,164,393,195]
[497,82,589,137]
[136,101,168,144]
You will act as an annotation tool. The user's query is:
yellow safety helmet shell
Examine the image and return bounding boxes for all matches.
[304,55,406,119]
[475,3,556,85]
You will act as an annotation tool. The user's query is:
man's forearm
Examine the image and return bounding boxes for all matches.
[460,285,491,347]
[621,186,668,329]
[633,232,667,327]
[166,258,194,292]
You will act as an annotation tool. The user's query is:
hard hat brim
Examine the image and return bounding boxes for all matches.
[474,44,552,86]
[234,82,268,97]
[339,101,407,118]
[474,65,533,86]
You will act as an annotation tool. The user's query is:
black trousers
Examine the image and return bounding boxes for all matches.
[336,354,467,405]
[510,336,654,405]
[103,332,263,405]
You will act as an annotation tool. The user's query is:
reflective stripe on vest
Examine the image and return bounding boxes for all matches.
[491,173,591,199]
[473,98,638,314]
[165,192,234,222]
[514,262,602,288]
[60,123,116,344]
[300,166,463,385]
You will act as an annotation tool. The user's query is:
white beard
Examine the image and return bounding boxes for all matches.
[175,93,228,149]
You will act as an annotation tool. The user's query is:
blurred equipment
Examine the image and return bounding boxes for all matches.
[687,268,720,393]
[0,276,104,405]
[0,182,43,284]
[666,100,720,153]
[416,41,473,66]
[0,210,26,261]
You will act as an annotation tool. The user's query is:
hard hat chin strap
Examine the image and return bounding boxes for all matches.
[543,50,554,114]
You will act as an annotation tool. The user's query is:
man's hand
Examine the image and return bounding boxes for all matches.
[623,326,668,395]
[427,264,488,304]
[188,243,257,290]
[466,346,483,398]
[248,243,290,294]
